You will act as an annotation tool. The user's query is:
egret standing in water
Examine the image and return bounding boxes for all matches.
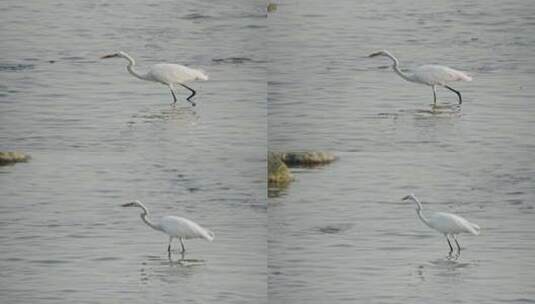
[369,50,472,104]
[122,200,214,255]
[101,51,208,106]
[402,194,480,256]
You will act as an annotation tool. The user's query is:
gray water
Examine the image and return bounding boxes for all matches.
[2,0,535,303]
[0,1,266,303]
[268,0,535,303]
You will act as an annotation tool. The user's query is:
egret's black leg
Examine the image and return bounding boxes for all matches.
[179,83,197,107]
[432,85,437,104]
[179,238,186,254]
[446,235,454,254]
[454,236,461,255]
[168,237,172,253]
[170,89,178,105]
[445,85,462,104]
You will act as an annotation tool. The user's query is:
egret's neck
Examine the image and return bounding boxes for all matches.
[385,53,415,83]
[417,208,432,229]
[137,204,161,231]
[411,196,423,211]
[410,196,432,228]
[123,54,148,81]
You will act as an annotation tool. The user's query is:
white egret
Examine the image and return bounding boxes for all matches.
[101,51,208,106]
[402,194,480,255]
[369,50,472,104]
[122,200,214,255]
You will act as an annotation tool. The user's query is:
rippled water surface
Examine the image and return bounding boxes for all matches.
[268,0,535,303]
[2,0,535,303]
[1,1,266,303]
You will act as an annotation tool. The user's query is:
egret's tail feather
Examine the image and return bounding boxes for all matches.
[470,223,480,235]
[460,72,472,82]
[194,70,209,81]
[203,230,215,242]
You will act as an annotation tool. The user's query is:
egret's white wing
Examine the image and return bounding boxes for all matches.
[159,216,214,241]
[148,64,208,84]
[412,65,472,85]
[429,212,479,235]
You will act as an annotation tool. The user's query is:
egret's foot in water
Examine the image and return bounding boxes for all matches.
[168,252,186,264]
[180,238,186,254]
[447,237,454,254]
[180,83,197,107]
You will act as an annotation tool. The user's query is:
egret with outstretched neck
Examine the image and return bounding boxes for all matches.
[402,194,479,256]
[369,50,472,104]
[101,51,208,106]
[121,200,214,255]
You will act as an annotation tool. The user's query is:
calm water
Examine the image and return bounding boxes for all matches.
[0,1,266,303]
[268,0,535,303]
[2,0,535,303]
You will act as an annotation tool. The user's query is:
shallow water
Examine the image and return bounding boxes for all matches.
[0,1,266,303]
[268,0,535,303]
[2,0,535,303]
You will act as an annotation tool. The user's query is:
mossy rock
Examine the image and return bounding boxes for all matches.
[274,151,337,167]
[267,3,277,13]
[268,152,293,184]
[0,151,31,166]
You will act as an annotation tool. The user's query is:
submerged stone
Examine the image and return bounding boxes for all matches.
[0,151,31,166]
[267,3,277,13]
[268,152,293,184]
[275,151,337,167]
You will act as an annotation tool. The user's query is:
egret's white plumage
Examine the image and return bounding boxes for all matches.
[411,65,472,85]
[159,215,215,242]
[423,212,480,236]
[122,200,214,255]
[369,50,472,104]
[402,194,479,255]
[102,51,208,106]
[147,63,209,84]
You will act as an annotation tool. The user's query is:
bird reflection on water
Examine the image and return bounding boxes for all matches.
[131,106,200,125]
[376,102,462,121]
[139,254,206,285]
[415,258,477,283]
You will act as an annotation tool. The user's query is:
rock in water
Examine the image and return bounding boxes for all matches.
[0,151,31,166]
[268,152,293,184]
[267,3,277,13]
[276,151,337,167]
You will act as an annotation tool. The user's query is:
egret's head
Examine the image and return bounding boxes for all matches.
[402,193,423,211]
[368,50,392,58]
[101,51,127,59]
[122,200,142,208]
[402,194,415,201]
